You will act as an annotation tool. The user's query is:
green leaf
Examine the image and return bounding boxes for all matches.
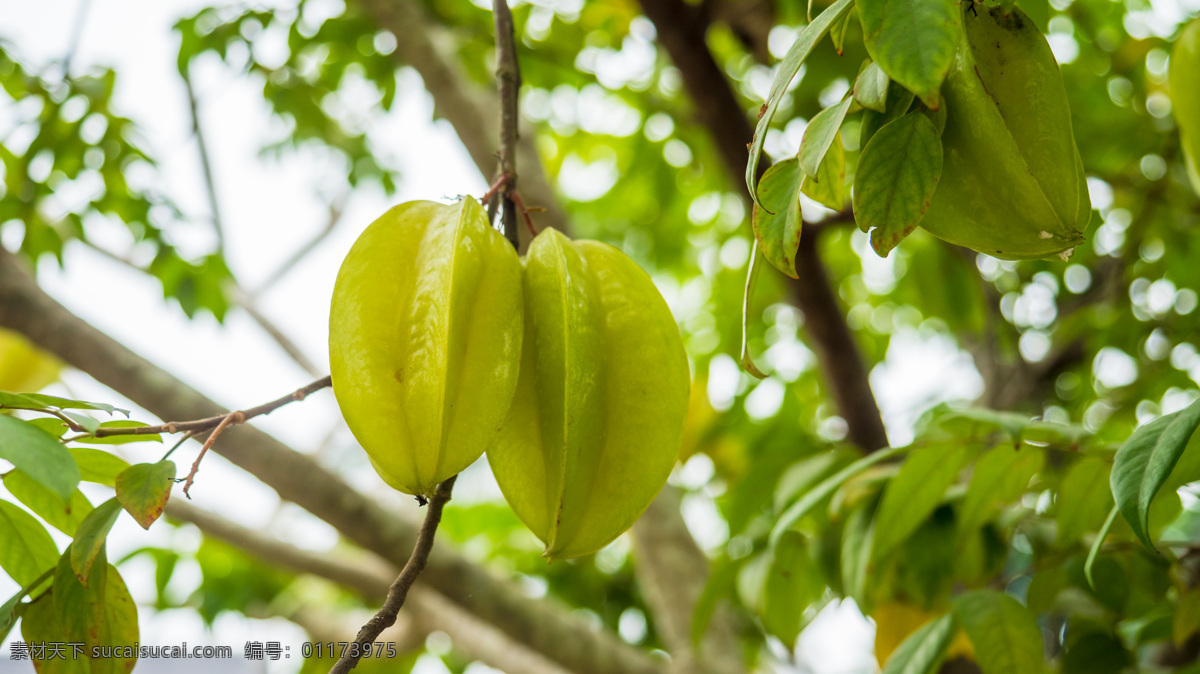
[75,420,163,445]
[53,547,107,651]
[854,61,891,113]
[958,446,1044,537]
[64,411,100,434]
[13,392,128,416]
[770,446,905,547]
[953,590,1044,674]
[872,443,969,559]
[1176,585,1200,648]
[740,241,770,378]
[116,461,176,529]
[861,82,916,150]
[100,566,140,673]
[1016,0,1050,32]
[691,557,738,647]
[799,98,853,178]
[0,414,81,500]
[0,590,23,644]
[775,449,855,511]
[761,530,826,644]
[857,0,958,107]
[853,112,942,256]
[0,391,41,409]
[752,157,804,278]
[1084,506,1119,590]
[830,8,856,55]
[841,500,875,609]
[746,0,857,207]
[1060,629,1131,674]
[938,408,1032,443]
[0,500,59,587]
[33,559,138,673]
[21,591,90,674]
[70,447,132,487]
[25,416,67,438]
[881,613,956,674]
[70,498,123,585]
[1110,398,1200,550]
[800,132,846,211]
[3,471,93,536]
[1056,457,1113,546]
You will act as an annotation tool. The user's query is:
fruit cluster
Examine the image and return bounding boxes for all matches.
[853,4,1091,259]
[329,198,690,560]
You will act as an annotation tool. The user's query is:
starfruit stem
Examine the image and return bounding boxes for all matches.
[331,475,458,674]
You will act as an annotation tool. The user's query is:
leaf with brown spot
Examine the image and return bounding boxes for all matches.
[115,461,176,530]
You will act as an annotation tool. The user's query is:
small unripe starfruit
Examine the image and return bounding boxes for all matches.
[1171,17,1200,195]
[487,229,690,560]
[919,5,1091,259]
[329,198,523,498]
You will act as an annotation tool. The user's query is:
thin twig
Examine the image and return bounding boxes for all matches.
[62,0,94,77]
[330,476,457,674]
[83,239,325,378]
[161,430,198,461]
[29,375,333,437]
[481,173,509,207]
[509,189,539,238]
[493,0,521,250]
[253,194,349,295]
[236,296,324,377]
[183,69,226,253]
[182,410,243,497]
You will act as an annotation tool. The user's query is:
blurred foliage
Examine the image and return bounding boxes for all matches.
[4,0,1200,671]
[0,44,233,319]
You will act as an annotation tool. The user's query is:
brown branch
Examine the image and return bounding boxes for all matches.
[630,488,743,674]
[790,232,889,451]
[636,0,889,452]
[182,410,243,497]
[0,194,657,674]
[353,0,567,247]
[493,0,521,249]
[88,375,332,438]
[164,500,574,674]
[332,476,457,674]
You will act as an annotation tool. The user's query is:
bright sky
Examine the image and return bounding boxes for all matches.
[0,0,1002,671]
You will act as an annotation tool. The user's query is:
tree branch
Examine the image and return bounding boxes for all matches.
[630,488,744,674]
[0,249,659,674]
[332,476,457,674]
[61,375,332,438]
[348,3,753,669]
[493,0,521,249]
[164,500,573,674]
[635,0,889,452]
[353,0,566,245]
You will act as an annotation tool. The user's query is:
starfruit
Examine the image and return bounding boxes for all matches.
[487,229,690,560]
[1171,17,1200,196]
[918,5,1091,259]
[329,198,523,498]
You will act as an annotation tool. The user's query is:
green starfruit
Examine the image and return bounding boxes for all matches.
[1171,17,1200,196]
[918,4,1091,259]
[329,198,523,498]
[487,229,690,560]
